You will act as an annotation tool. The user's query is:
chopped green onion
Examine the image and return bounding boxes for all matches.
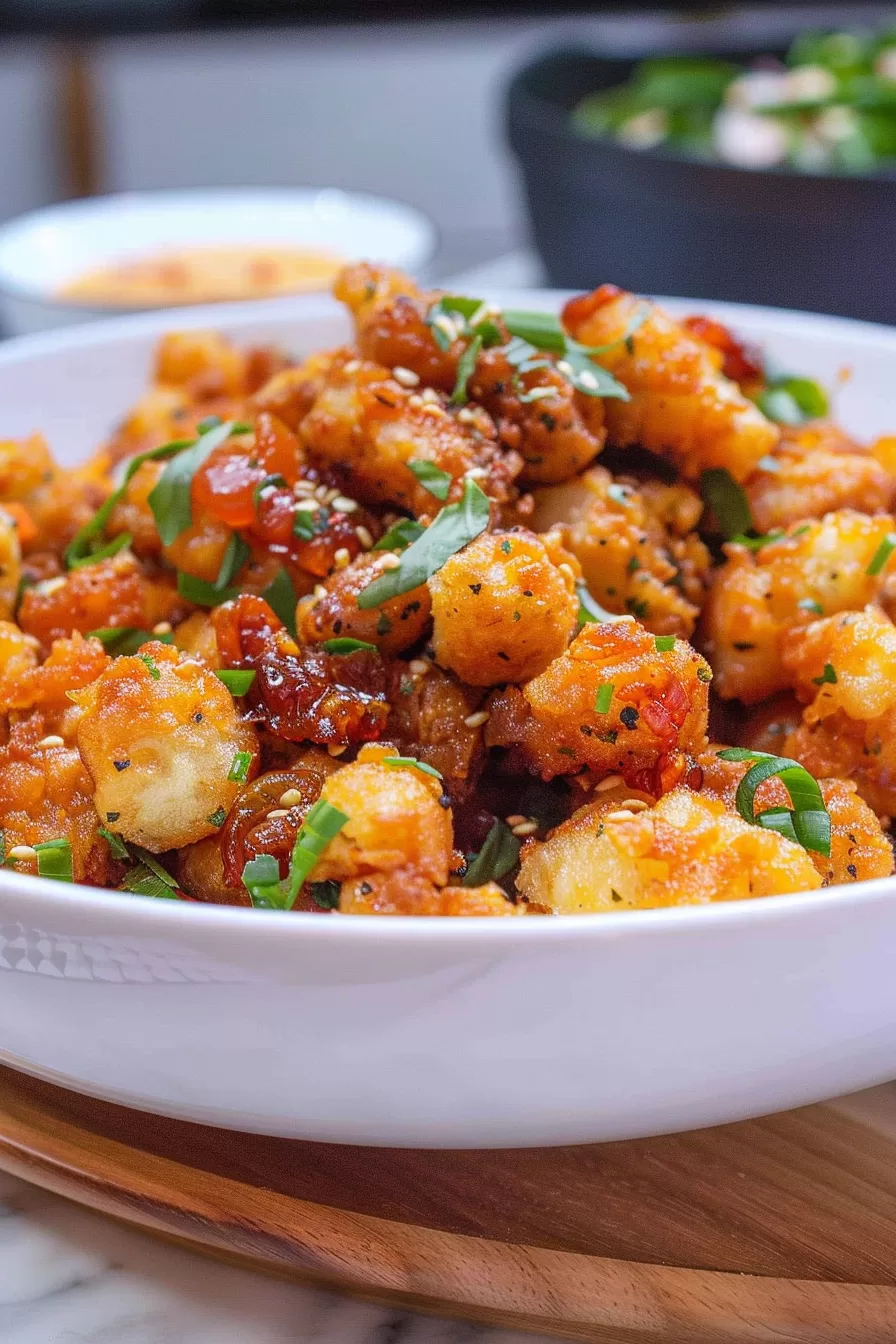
[34,838,73,883]
[758,377,829,426]
[230,420,254,435]
[450,333,483,406]
[373,518,425,551]
[0,829,6,866]
[253,473,287,508]
[407,459,453,500]
[241,801,350,910]
[293,505,329,542]
[716,748,831,858]
[97,826,129,860]
[321,638,378,655]
[177,571,238,607]
[129,845,178,888]
[654,635,676,651]
[700,468,753,540]
[577,584,629,626]
[215,532,252,589]
[310,879,341,910]
[798,598,824,614]
[462,819,521,888]
[729,531,784,551]
[135,653,160,680]
[867,533,896,576]
[148,420,235,546]
[812,662,838,686]
[595,682,614,714]
[240,854,283,908]
[357,479,490,609]
[215,669,256,695]
[382,755,443,779]
[89,627,174,655]
[261,568,298,635]
[207,807,227,828]
[197,415,223,432]
[65,438,191,569]
[120,862,179,900]
[229,750,252,783]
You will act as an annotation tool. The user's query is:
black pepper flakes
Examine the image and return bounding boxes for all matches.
[113,759,130,771]
[437,794,451,809]
[620,707,639,730]
[469,583,482,594]
[847,863,858,879]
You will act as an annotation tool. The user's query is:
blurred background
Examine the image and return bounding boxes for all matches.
[1,1,894,319]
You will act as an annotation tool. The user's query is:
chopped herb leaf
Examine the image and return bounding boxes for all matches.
[407,459,452,500]
[595,682,614,714]
[207,807,227,828]
[321,637,378,654]
[215,668,256,695]
[97,826,129,859]
[135,653,160,680]
[89,626,174,655]
[450,332,483,406]
[700,468,753,540]
[253,473,287,508]
[382,755,443,779]
[462,819,520,888]
[293,505,329,542]
[34,838,73,883]
[261,568,298,636]
[812,662,838,685]
[373,518,425,551]
[215,532,252,589]
[798,598,824,614]
[148,420,235,546]
[654,635,675,651]
[228,750,252,783]
[177,571,238,607]
[357,479,490,609]
[310,879,341,910]
[867,533,896,576]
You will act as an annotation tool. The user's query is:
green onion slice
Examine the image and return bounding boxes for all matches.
[228,750,252,782]
[241,799,349,911]
[215,533,252,590]
[148,420,235,546]
[757,377,829,426]
[700,468,754,540]
[120,862,179,900]
[867,533,896,576]
[373,518,426,551]
[321,638,378,655]
[382,755,443,779]
[716,748,831,857]
[89,626,174,655]
[577,584,629,626]
[215,669,256,695]
[595,682,614,714]
[34,838,73,883]
[97,826,129,859]
[260,568,298,635]
[407,459,453,499]
[293,505,329,542]
[462,819,521,888]
[654,635,675,651]
[253,473,287,507]
[135,653,161,680]
[357,479,490,609]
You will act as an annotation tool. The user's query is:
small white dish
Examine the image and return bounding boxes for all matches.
[0,188,436,335]
[1,290,895,1147]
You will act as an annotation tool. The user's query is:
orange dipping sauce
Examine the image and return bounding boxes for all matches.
[59,245,344,307]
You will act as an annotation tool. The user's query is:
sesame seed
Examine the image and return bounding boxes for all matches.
[314,485,330,502]
[620,798,649,812]
[457,407,477,424]
[463,710,489,729]
[595,774,624,793]
[343,359,361,374]
[557,360,573,376]
[295,497,321,513]
[523,386,556,402]
[293,479,316,496]
[420,388,440,405]
[331,496,358,513]
[313,584,327,599]
[333,548,351,569]
[578,370,599,390]
[433,315,457,343]
[557,563,576,583]
[267,809,289,819]
[355,525,374,549]
[408,394,423,409]
[152,621,172,635]
[511,820,538,837]
[23,634,41,649]
[327,743,347,757]
[279,788,304,807]
[392,366,420,388]
[8,845,37,861]
[421,404,445,418]
[464,466,488,480]
[505,814,526,827]
[409,659,431,676]
[37,735,64,748]
[379,554,401,571]
[606,809,636,822]
[37,577,66,596]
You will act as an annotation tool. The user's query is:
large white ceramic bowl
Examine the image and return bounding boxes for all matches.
[2,290,896,1148]
[0,188,436,336]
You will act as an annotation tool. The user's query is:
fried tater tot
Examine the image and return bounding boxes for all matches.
[746,423,894,533]
[562,286,779,482]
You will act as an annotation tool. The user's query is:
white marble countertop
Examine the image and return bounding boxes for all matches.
[0,1168,558,1344]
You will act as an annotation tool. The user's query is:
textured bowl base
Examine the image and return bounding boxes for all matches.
[0,1066,895,1342]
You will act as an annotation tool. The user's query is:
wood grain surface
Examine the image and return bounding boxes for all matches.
[1,1064,896,1343]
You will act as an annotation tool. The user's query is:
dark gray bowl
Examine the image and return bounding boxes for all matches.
[506,47,896,323]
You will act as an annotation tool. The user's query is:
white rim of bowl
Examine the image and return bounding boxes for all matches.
[0,187,438,306]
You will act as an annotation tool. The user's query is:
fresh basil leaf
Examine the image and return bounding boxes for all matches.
[373,518,425,551]
[462,820,521,887]
[65,438,191,569]
[700,468,754,540]
[407,459,452,500]
[451,333,483,406]
[148,420,234,546]
[261,568,298,635]
[357,479,490,609]
[216,532,252,589]
[177,571,238,607]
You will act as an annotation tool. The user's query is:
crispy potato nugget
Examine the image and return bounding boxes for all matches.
[340,868,520,916]
[298,551,431,655]
[73,641,257,852]
[702,510,896,703]
[429,529,579,685]
[562,286,779,482]
[516,787,821,914]
[314,743,452,886]
[746,425,894,533]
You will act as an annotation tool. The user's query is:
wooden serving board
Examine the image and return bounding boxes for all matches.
[1,1065,896,1344]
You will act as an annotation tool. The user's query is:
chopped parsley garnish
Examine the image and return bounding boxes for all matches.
[716,748,831,857]
[357,479,490,609]
[215,669,256,695]
[407,459,453,500]
[135,653,160,680]
[595,682,614,714]
[228,750,252,783]
[382,755,443,779]
[34,838,73,883]
[321,638,378,655]
[207,807,227,828]
[812,662,838,685]
[462,819,521,888]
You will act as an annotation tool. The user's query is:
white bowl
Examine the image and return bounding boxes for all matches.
[2,290,896,1148]
[0,188,437,336]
